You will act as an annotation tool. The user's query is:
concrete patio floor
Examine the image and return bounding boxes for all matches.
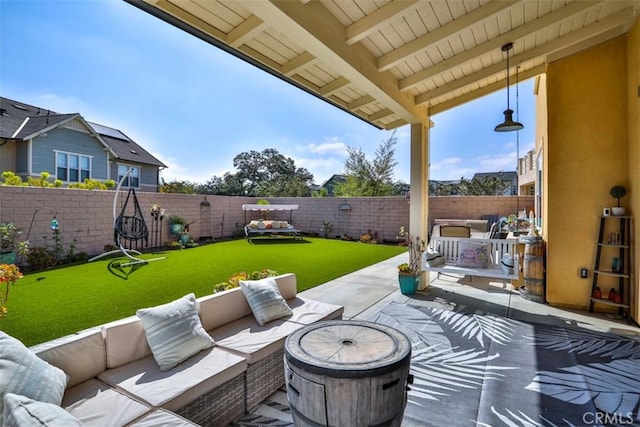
[238,253,639,426]
[300,253,640,337]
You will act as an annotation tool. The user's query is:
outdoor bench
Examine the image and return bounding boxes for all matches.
[423,236,519,281]
[7,273,343,426]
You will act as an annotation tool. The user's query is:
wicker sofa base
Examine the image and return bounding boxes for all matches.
[245,348,285,413]
[176,373,246,427]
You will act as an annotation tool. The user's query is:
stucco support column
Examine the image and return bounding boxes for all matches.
[410,120,430,289]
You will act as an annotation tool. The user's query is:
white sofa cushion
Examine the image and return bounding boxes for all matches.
[198,288,253,331]
[136,293,215,371]
[102,317,152,369]
[31,330,106,388]
[239,278,293,326]
[98,347,246,412]
[2,393,84,427]
[198,273,298,331]
[211,316,302,364]
[0,332,67,416]
[62,379,149,427]
[128,409,199,426]
[286,297,344,325]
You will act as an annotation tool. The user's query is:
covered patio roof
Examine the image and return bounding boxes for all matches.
[125,0,637,130]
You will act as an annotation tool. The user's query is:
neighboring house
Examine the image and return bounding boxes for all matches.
[0,97,166,192]
[319,174,346,196]
[473,171,518,196]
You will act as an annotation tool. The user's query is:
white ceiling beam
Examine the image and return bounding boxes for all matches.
[428,65,545,115]
[319,77,350,96]
[282,52,319,76]
[378,0,518,72]
[415,8,631,106]
[367,108,394,122]
[347,95,376,110]
[238,0,426,125]
[400,0,600,91]
[381,118,408,130]
[346,0,421,45]
[226,15,266,48]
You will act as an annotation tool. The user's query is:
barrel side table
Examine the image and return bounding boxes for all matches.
[284,320,412,426]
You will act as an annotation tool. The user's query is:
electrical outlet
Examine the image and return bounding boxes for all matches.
[580,268,588,279]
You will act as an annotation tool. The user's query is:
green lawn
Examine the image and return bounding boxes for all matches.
[1,237,405,346]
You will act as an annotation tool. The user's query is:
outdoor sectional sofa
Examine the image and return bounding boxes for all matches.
[2,273,342,426]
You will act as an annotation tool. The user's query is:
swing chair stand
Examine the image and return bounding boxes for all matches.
[89,168,165,266]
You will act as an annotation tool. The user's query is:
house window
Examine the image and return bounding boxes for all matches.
[56,151,91,183]
[118,165,139,188]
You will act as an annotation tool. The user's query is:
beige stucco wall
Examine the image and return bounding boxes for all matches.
[627,17,640,322]
[545,30,638,322]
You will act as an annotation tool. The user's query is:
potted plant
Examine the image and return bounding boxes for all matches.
[168,215,187,236]
[610,185,627,216]
[0,222,21,264]
[396,231,424,295]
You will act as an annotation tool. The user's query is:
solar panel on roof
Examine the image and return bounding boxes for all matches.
[88,122,129,141]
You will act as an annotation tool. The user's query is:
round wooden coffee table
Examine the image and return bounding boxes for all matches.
[284,320,412,426]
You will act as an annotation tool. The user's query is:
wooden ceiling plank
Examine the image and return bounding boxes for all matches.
[226,15,266,47]
[155,0,227,41]
[237,44,282,70]
[400,0,601,91]
[416,7,631,106]
[282,51,319,76]
[239,0,426,124]
[378,0,519,72]
[345,0,421,45]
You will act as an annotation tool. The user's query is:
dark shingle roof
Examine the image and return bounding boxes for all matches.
[0,96,166,168]
[0,97,61,138]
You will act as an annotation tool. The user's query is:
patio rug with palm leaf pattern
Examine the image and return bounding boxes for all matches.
[370,302,640,427]
[233,302,640,427]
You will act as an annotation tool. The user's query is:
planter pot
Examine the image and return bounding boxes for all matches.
[398,273,418,295]
[170,223,184,235]
[611,207,626,216]
[0,252,17,264]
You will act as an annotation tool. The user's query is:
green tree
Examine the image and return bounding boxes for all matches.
[204,148,314,197]
[334,131,398,197]
[159,179,197,194]
[458,175,510,196]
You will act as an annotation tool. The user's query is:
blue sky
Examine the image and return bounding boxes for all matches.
[1,0,535,185]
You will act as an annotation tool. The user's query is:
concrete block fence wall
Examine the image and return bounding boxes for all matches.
[0,186,533,258]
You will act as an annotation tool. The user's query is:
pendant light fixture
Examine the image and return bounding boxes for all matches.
[494,42,524,132]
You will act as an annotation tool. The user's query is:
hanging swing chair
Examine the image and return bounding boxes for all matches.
[89,168,165,267]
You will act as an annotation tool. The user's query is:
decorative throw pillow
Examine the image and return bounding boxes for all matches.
[456,241,490,268]
[240,277,293,326]
[425,249,445,267]
[3,393,84,427]
[501,254,514,274]
[136,293,215,371]
[0,332,68,416]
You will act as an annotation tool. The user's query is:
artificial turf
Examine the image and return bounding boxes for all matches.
[1,237,405,346]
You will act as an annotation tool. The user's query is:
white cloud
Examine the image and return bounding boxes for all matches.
[305,139,349,156]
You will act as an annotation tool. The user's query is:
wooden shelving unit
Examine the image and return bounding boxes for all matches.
[589,216,632,319]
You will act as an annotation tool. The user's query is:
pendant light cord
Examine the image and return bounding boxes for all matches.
[506,48,511,110]
[516,65,520,209]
